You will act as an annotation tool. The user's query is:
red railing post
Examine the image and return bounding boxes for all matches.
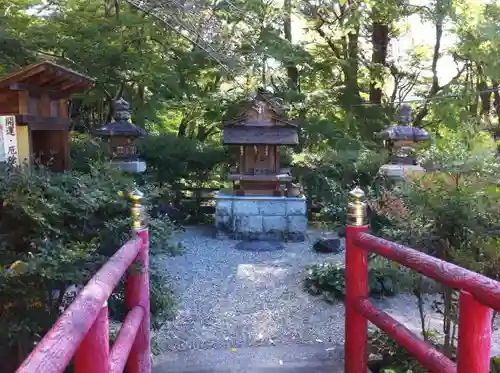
[345,187,370,373]
[125,189,151,373]
[73,302,110,373]
[457,290,493,373]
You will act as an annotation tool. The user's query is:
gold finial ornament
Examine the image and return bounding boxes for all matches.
[348,187,367,226]
[126,189,147,232]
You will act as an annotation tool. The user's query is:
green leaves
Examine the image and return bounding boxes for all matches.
[304,262,401,302]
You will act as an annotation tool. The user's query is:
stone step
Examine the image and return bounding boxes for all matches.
[153,343,345,373]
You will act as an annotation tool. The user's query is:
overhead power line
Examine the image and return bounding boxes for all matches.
[347,87,500,107]
[124,1,500,110]
[124,0,246,90]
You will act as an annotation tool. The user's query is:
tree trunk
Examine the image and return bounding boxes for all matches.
[413,17,442,126]
[492,80,500,125]
[283,0,299,91]
[345,27,360,101]
[369,21,389,104]
[476,64,491,119]
[177,116,189,137]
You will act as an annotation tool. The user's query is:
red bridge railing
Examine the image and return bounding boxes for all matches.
[345,187,500,373]
[16,190,151,373]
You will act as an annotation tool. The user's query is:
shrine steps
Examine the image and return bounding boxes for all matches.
[152,343,345,373]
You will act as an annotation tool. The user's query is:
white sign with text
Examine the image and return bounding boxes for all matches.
[0,116,19,165]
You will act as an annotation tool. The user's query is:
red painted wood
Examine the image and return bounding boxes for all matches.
[354,232,500,311]
[125,229,151,373]
[15,236,143,373]
[345,224,370,373]
[457,291,492,373]
[356,298,456,373]
[74,303,110,373]
[110,306,145,373]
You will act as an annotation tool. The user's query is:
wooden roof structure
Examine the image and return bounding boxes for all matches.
[222,90,299,145]
[0,62,94,171]
[0,61,94,97]
[0,61,94,131]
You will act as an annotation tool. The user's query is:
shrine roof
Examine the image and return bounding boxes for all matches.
[222,89,298,128]
[223,126,298,145]
[0,61,94,95]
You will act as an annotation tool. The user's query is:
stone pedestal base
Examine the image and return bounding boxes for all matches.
[215,192,307,242]
[112,160,147,173]
[379,164,425,179]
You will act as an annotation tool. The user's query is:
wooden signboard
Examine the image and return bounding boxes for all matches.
[0,61,93,171]
[0,115,18,165]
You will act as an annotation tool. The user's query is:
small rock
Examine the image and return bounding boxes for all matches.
[312,232,343,253]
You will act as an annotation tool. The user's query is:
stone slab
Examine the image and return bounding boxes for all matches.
[287,215,308,234]
[112,160,147,173]
[286,199,307,215]
[216,199,233,215]
[220,231,305,242]
[215,213,232,232]
[233,200,260,216]
[234,215,263,233]
[153,343,344,373]
[235,240,285,252]
[215,194,308,242]
[262,215,287,233]
[258,200,286,216]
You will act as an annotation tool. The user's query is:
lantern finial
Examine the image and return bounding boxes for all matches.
[397,104,412,126]
[113,97,131,122]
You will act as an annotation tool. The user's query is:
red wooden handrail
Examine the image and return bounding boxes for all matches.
[345,187,500,373]
[15,190,151,373]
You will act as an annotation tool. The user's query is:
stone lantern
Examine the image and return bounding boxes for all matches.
[94,97,147,173]
[375,104,430,179]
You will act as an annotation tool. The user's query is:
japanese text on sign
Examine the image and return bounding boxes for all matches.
[0,116,18,164]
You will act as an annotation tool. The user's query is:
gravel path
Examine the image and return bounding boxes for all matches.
[154,225,500,357]
[154,226,345,352]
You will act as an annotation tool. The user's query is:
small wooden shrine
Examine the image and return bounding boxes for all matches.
[0,61,93,171]
[94,98,148,173]
[223,90,299,196]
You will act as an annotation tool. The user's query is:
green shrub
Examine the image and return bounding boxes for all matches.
[137,133,226,189]
[0,162,177,368]
[369,329,500,373]
[291,144,387,227]
[70,133,110,173]
[304,261,402,302]
[370,127,500,359]
[137,134,226,222]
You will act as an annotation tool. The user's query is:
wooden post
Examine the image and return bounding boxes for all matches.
[457,290,492,373]
[74,302,110,373]
[125,189,151,373]
[345,187,370,373]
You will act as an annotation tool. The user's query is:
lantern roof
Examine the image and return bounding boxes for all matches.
[374,104,430,141]
[94,98,148,137]
[376,126,430,141]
